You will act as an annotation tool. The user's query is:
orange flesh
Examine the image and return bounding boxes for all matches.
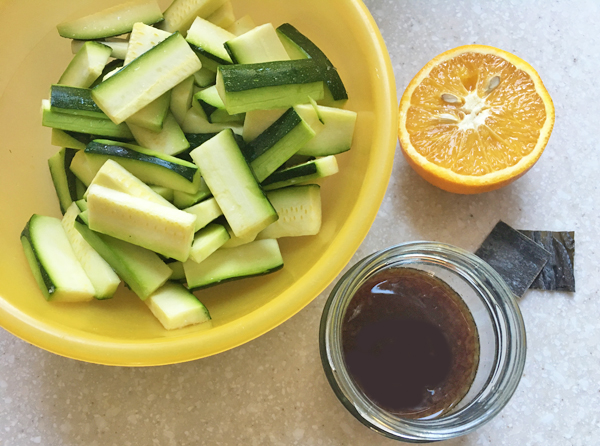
[406,52,547,176]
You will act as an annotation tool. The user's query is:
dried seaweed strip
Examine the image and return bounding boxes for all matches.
[518,230,575,292]
[475,221,551,297]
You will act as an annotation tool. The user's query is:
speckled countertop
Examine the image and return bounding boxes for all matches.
[1,1,599,445]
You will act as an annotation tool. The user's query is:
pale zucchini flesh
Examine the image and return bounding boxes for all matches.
[126,92,172,132]
[189,129,277,238]
[48,148,78,214]
[186,16,235,65]
[170,76,195,125]
[51,129,88,150]
[296,105,357,156]
[92,32,202,124]
[184,197,223,231]
[87,184,197,262]
[158,0,227,34]
[206,1,235,29]
[225,23,290,64]
[145,282,211,330]
[257,185,322,239]
[128,111,190,156]
[189,223,230,263]
[61,203,121,299]
[262,155,338,190]
[58,41,112,88]
[71,39,129,60]
[57,0,164,40]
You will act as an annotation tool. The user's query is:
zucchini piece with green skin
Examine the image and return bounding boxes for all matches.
[126,92,172,133]
[21,215,95,302]
[190,129,278,238]
[186,16,235,65]
[181,106,243,135]
[171,76,195,126]
[75,178,87,200]
[242,109,285,143]
[184,197,223,232]
[244,108,316,182]
[42,100,134,139]
[128,112,190,156]
[92,32,202,125]
[189,223,230,263]
[75,221,172,300]
[87,159,177,209]
[61,203,121,299]
[158,0,227,34]
[50,85,107,119]
[69,150,96,186]
[224,24,290,64]
[87,184,196,262]
[184,239,283,290]
[89,59,124,89]
[276,23,348,102]
[145,282,211,330]
[72,39,128,60]
[57,0,164,40]
[172,180,212,209]
[296,105,357,156]
[51,129,88,150]
[257,185,322,239]
[194,86,244,124]
[193,68,217,88]
[262,155,339,190]
[58,41,112,88]
[149,185,175,203]
[48,147,78,214]
[84,140,202,194]
[216,59,325,114]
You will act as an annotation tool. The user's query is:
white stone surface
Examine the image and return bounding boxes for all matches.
[1,1,599,444]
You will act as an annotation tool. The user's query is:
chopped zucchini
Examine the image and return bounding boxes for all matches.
[184,239,283,290]
[170,76,195,125]
[226,15,256,36]
[194,86,244,124]
[75,221,172,300]
[48,147,78,214]
[58,41,112,88]
[128,112,190,156]
[84,140,202,194]
[206,1,235,29]
[124,22,171,66]
[158,0,227,34]
[257,185,322,239]
[145,282,211,330]
[296,105,357,156]
[92,32,201,124]
[50,85,107,119]
[50,129,88,150]
[262,155,338,190]
[61,203,121,299]
[189,223,230,263]
[87,184,197,262]
[57,0,164,40]
[189,129,278,238]
[276,23,348,102]
[71,39,129,60]
[41,100,134,139]
[225,23,290,64]
[186,16,235,65]
[184,197,223,231]
[21,215,95,302]
[244,107,316,182]
[125,92,172,132]
[216,59,325,114]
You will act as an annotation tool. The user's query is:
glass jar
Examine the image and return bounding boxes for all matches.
[319,241,527,443]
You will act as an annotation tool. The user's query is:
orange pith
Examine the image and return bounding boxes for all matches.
[398,45,554,194]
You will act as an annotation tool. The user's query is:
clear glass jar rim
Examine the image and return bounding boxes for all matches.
[319,241,527,442]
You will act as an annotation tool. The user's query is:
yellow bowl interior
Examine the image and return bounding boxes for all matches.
[0,0,397,365]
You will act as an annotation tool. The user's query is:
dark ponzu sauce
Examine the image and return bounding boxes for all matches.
[342,267,479,419]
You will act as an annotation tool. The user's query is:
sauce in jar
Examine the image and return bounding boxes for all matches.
[341,267,479,419]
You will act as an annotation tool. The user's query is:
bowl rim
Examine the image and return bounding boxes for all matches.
[0,0,398,366]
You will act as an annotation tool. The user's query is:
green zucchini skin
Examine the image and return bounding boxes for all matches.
[276,23,348,101]
[50,85,106,118]
[243,108,303,162]
[48,148,79,214]
[86,140,198,183]
[21,218,55,299]
[219,59,323,92]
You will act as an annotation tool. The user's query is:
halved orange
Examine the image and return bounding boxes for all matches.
[398,45,555,194]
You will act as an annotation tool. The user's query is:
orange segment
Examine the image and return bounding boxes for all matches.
[398,45,554,194]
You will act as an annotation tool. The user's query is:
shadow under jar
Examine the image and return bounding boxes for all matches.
[319,242,527,443]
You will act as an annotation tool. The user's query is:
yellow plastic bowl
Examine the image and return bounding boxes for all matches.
[0,0,397,365]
